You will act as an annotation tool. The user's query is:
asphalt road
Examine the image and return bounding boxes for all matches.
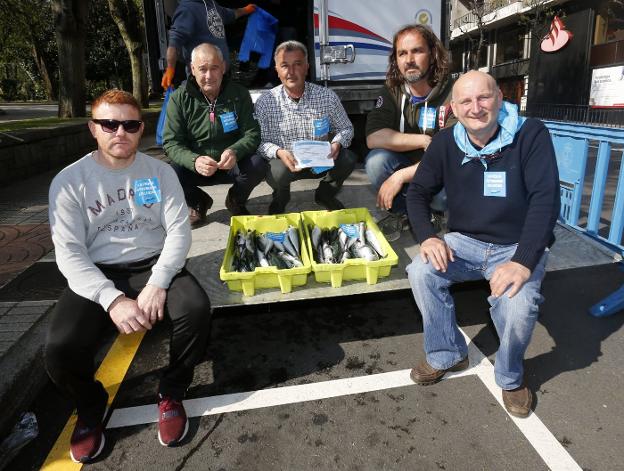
[0,104,59,122]
[9,262,624,471]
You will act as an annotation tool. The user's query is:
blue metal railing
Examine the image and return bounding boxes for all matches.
[545,121,624,316]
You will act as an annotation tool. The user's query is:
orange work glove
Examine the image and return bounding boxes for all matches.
[242,4,256,15]
[161,67,175,89]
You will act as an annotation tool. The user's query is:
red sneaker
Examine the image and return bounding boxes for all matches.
[157,395,189,446]
[69,417,105,463]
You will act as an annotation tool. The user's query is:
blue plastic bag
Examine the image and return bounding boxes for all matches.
[239,7,278,69]
[156,86,173,146]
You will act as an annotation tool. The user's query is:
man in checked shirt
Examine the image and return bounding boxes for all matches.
[254,40,357,214]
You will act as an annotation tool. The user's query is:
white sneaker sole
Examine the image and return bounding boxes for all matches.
[70,432,105,463]
[158,417,189,446]
[69,404,110,463]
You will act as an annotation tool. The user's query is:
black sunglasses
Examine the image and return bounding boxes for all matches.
[92,119,143,133]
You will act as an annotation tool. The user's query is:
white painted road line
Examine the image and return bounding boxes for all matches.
[462,330,582,471]
[107,331,582,471]
[107,367,473,428]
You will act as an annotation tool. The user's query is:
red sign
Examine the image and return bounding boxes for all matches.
[541,16,573,53]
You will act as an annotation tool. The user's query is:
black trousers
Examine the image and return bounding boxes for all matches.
[266,147,357,209]
[171,154,268,209]
[44,264,211,426]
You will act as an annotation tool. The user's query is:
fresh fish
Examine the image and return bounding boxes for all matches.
[353,244,379,261]
[273,240,286,253]
[365,228,386,257]
[340,250,351,263]
[316,245,324,264]
[310,225,322,249]
[287,225,300,256]
[321,240,334,263]
[282,233,299,258]
[358,222,367,246]
[279,251,303,268]
[245,230,256,253]
[267,251,288,269]
[256,248,269,267]
[256,233,274,254]
[338,228,348,251]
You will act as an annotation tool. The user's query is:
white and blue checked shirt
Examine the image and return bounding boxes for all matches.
[254,82,354,160]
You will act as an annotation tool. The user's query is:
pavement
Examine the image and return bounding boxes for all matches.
[1,131,624,470]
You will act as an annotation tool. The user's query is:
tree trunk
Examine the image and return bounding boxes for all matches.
[107,0,149,107]
[31,43,54,100]
[51,0,88,117]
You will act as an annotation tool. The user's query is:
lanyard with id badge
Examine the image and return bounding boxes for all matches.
[311,116,331,174]
[134,178,162,205]
[483,172,506,197]
[417,104,437,133]
[313,116,330,140]
[219,111,239,133]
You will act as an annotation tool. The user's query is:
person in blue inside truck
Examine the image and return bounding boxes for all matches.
[161,0,256,89]
[405,70,560,419]
[365,24,456,242]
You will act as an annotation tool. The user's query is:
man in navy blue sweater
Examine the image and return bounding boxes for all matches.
[406,71,560,418]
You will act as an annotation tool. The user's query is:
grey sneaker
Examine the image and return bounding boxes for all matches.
[377,212,409,242]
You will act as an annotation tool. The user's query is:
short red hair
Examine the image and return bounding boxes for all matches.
[91,89,142,116]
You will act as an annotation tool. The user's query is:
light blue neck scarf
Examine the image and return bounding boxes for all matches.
[454,101,526,168]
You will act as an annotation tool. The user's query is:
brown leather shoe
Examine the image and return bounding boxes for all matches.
[502,385,532,418]
[410,357,470,385]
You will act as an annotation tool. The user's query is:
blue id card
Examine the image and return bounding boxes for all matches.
[313,116,330,138]
[483,172,506,197]
[418,107,437,131]
[219,111,238,133]
[134,177,162,205]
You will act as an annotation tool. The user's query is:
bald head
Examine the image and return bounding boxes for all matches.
[451,70,498,102]
[190,43,226,100]
[450,71,503,146]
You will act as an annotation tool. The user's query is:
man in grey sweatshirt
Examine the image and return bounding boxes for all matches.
[45,90,211,463]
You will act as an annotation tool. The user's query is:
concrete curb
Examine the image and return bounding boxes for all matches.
[0,301,54,438]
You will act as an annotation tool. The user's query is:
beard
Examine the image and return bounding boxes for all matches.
[403,63,430,83]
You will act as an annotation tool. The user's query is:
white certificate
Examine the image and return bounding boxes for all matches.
[292,140,334,169]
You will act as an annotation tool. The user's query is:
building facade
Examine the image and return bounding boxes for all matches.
[448,0,624,125]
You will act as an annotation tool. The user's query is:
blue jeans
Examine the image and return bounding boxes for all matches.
[365,149,413,215]
[365,148,447,214]
[406,232,547,389]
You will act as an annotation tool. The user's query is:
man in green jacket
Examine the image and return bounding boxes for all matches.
[163,43,267,225]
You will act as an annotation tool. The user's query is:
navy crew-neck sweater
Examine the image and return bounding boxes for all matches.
[406,118,560,271]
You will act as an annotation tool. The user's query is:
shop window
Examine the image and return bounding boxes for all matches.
[496,27,524,64]
[594,2,624,44]
[450,44,464,73]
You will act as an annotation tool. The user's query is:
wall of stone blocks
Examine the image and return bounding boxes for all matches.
[0,111,159,184]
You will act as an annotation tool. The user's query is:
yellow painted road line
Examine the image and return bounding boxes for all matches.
[41,331,145,470]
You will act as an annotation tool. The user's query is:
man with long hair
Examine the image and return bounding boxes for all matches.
[365,24,455,241]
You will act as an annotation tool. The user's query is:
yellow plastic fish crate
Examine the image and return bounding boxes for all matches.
[220,213,312,296]
[301,208,399,288]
